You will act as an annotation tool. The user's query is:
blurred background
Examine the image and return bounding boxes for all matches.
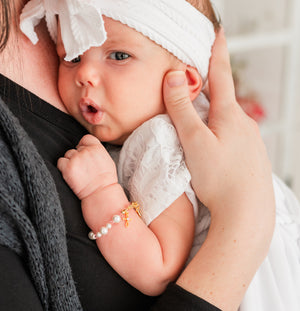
[212,0,300,199]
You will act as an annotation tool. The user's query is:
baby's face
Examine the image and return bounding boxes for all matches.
[57,16,183,145]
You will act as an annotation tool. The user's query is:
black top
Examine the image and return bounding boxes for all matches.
[0,74,221,311]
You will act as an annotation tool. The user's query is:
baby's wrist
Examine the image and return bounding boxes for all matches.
[81,182,130,231]
[77,172,118,200]
[83,182,123,204]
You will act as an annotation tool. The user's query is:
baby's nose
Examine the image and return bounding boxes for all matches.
[75,63,100,87]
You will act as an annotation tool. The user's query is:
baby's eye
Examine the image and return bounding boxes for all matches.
[109,52,131,61]
[70,56,81,63]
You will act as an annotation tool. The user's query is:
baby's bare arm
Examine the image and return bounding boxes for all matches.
[85,185,194,296]
[58,135,195,296]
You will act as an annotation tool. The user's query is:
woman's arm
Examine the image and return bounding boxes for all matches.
[58,136,195,296]
[162,28,276,311]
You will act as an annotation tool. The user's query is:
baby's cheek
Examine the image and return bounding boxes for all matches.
[57,72,66,99]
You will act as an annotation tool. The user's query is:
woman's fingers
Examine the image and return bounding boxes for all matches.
[162,27,235,143]
[208,27,236,108]
[163,71,210,142]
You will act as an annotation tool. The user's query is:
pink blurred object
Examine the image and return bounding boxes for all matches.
[237,97,266,123]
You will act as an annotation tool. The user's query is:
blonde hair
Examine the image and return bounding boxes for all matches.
[186,0,221,30]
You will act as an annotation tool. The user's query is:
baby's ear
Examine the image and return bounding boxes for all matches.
[185,65,202,101]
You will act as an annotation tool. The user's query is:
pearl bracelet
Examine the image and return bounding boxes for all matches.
[88,202,141,240]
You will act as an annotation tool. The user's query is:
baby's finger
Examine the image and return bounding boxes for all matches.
[208,27,236,108]
[57,156,69,173]
[64,149,77,159]
[76,134,100,148]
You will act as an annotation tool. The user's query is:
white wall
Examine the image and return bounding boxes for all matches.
[212,0,300,199]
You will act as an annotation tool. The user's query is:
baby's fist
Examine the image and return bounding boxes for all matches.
[57,134,118,199]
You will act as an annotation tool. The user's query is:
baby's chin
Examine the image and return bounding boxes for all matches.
[90,127,129,146]
[104,135,129,146]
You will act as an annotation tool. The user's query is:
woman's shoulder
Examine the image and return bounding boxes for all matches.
[0,74,87,141]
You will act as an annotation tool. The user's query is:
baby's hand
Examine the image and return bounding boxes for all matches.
[57,134,118,200]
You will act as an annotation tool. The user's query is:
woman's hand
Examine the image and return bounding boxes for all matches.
[163,28,273,214]
[163,28,275,311]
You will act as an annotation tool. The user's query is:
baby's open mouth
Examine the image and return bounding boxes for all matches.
[79,98,103,124]
[87,105,98,113]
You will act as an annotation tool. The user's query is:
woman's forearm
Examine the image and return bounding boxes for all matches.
[176,196,275,311]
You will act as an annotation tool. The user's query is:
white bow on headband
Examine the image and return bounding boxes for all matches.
[20,0,215,81]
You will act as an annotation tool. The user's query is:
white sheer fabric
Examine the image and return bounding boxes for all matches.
[239,175,300,311]
[119,114,198,226]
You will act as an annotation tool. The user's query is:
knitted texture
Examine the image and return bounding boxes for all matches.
[0,98,82,311]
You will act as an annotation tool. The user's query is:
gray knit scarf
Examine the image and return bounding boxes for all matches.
[0,98,83,311]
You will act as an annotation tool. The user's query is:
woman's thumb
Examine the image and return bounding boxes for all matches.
[163,71,205,136]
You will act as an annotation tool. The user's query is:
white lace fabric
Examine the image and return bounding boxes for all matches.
[117,93,210,226]
[119,114,198,226]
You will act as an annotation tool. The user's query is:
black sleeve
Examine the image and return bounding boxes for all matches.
[151,283,222,311]
[0,246,43,311]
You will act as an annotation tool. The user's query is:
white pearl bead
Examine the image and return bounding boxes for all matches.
[88,231,96,240]
[96,232,102,238]
[106,223,112,229]
[112,215,121,223]
[101,227,108,235]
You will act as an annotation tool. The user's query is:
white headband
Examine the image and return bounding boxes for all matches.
[20,0,215,80]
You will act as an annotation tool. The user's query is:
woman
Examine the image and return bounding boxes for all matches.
[0,0,275,310]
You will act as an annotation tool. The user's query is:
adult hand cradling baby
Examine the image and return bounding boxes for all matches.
[0,0,280,310]
[163,28,276,310]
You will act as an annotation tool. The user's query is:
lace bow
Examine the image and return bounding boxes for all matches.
[20,0,215,81]
[20,0,106,61]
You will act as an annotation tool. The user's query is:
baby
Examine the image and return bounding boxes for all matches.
[20,0,300,308]
[54,0,214,296]
[54,10,213,296]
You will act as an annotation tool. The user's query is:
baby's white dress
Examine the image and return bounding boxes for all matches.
[109,93,300,311]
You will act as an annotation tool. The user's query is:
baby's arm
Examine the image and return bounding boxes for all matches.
[57,134,195,296]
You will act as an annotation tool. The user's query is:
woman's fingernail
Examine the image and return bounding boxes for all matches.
[167,71,186,87]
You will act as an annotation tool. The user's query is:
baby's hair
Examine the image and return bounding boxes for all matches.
[186,0,221,30]
[0,0,13,52]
